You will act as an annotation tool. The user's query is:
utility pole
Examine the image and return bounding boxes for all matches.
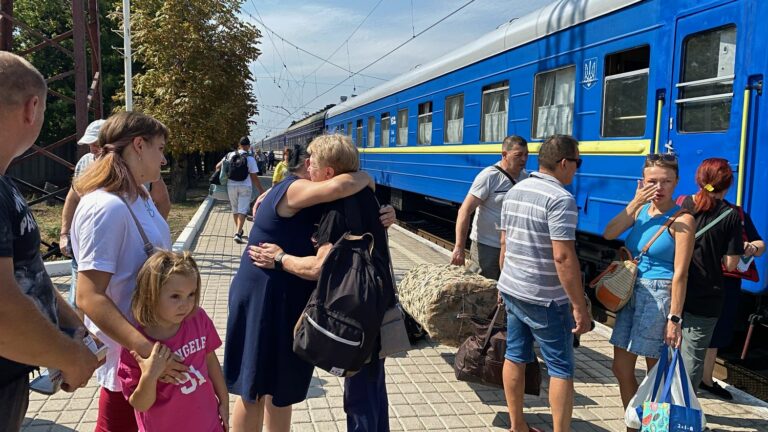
[123,0,133,111]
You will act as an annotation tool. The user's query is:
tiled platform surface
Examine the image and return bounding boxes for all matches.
[25,201,768,431]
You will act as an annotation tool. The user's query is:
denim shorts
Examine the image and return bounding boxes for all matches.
[609,278,671,359]
[500,292,575,379]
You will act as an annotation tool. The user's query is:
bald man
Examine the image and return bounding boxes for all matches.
[0,51,98,431]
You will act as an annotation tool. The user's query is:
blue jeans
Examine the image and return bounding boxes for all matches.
[500,292,575,379]
[610,278,671,359]
[344,358,389,432]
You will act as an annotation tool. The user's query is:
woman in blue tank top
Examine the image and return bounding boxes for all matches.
[602,154,696,411]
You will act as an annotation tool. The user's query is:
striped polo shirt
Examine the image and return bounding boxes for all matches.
[498,172,578,306]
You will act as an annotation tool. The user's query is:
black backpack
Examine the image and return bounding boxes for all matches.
[293,197,389,377]
[227,152,249,181]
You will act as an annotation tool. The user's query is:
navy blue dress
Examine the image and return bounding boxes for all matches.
[224,176,321,406]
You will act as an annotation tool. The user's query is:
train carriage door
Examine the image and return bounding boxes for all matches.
[667,2,746,199]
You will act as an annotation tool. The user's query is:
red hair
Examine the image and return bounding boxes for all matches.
[694,158,733,213]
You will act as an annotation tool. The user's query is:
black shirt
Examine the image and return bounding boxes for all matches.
[0,176,59,384]
[680,196,743,317]
[313,188,396,308]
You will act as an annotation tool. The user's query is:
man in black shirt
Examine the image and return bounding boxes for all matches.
[0,52,98,431]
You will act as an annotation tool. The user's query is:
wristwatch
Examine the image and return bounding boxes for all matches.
[667,313,682,324]
[274,252,286,271]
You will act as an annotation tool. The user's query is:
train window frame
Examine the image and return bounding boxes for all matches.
[676,25,737,133]
[396,108,409,146]
[444,93,464,144]
[601,45,650,138]
[418,101,433,145]
[356,119,363,147]
[531,65,575,139]
[480,81,509,143]
[381,113,390,147]
[367,117,375,148]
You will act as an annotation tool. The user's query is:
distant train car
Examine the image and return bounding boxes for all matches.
[261,105,335,158]
[325,0,768,293]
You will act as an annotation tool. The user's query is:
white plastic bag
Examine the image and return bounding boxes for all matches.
[624,348,707,429]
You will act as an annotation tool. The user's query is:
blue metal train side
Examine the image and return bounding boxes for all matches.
[325,0,768,293]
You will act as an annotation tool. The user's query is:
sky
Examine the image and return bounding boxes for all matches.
[240,0,557,142]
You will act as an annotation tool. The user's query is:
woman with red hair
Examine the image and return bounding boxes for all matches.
[677,158,743,390]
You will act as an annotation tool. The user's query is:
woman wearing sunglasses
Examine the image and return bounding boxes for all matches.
[602,153,695,412]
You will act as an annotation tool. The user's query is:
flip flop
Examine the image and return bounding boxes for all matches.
[509,428,544,432]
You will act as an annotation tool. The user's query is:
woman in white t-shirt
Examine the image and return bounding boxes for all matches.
[71,112,176,432]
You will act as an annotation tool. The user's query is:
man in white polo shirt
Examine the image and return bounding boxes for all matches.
[217,136,266,243]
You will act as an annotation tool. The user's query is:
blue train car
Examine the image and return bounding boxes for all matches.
[262,105,335,154]
[325,0,768,294]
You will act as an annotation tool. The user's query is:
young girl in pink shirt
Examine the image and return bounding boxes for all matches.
[118,251,228,431]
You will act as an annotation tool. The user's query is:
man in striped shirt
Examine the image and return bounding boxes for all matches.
[497,135,591,432]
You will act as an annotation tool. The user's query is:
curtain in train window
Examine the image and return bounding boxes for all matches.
[678,26,736,133]
[367,117,375,147]
[347,122,353,137]
[603,46,650,137]
[481,82,509,142]
[418,102,433,145]
[356,120,363,147]
[397,109,408,146]
[381,113,390,147]
[444,94,464,144]
[533,66,575,139]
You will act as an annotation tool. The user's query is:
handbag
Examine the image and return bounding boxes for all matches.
[721,205,759,282]
[209,168,222,185]
[453,303,541,395]
[590,209,685,312]
[640,349,704,431]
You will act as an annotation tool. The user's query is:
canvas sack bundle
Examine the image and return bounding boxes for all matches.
[590,209,685,312]
[453,303,541,395]
[398,263,499,347]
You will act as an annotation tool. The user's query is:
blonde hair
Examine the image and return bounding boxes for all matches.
[307,134,359,174]
[132,250,201,328]
[74,111,169,200]
[0,51,46,110]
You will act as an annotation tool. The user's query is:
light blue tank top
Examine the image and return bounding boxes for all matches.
[624,204,680,279]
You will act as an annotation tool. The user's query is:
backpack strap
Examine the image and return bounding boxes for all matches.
[493,165,517,186]
[637,208,686,259]
[675,195,687,206]
[695,207,734,239]
[118,195,155,258]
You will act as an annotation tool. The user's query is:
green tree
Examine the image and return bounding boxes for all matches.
[125,0,260,202]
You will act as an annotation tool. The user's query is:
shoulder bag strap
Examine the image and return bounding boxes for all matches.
[637,208,687,258]
[118,195,155,258]
[480,303,503,354]
[493,165,517,186]
[694,207,734,239]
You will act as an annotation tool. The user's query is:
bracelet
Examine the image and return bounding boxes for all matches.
[60,231,70,236]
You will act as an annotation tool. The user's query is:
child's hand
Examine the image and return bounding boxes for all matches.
[132,342,172,381]
[219,401,230,432]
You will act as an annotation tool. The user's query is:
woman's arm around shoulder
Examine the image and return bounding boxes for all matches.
[280,172,373,215]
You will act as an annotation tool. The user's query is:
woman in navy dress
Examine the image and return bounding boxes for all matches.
[225,145,375,432]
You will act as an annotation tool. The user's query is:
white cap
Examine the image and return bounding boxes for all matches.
[78,119,106,145]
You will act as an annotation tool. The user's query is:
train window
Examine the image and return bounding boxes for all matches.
[444,94,464,144]
[602,46,650,137]
[397,109,408,146]
[367,117,375,147]
[347,122,353,138]
[481,81,509,142]
[677,26,736,133]
[418,102,432,145]
[356,120,363,147]
[381,113,390,147]
[532,66,575,139]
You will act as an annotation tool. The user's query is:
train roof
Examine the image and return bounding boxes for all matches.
[327,0,642,118]
[286,105,334,132]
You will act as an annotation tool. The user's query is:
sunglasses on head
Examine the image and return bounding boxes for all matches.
[646,153,678,162]
[562,157,583,169]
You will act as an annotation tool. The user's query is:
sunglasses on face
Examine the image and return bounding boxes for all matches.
[562,157,583,169]
[646,153,678,162]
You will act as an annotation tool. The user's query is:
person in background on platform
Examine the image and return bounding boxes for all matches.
[700,204,764,400]
[71,111,185,432]
[677,158,743,390]
[272,147,291,186]
[268,150,276,171]
[254,149,265,175]
[59,119,171,312]
[118,251,228,431]
[216,137,266,244]
[250,134,396,432]
[0,51,98,432]
[497,135,591,432]
[602,153,695,412]
[224,143,392,432]
[451,135,529,279]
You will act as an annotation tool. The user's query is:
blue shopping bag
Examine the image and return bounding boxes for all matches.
[641,349,703,432]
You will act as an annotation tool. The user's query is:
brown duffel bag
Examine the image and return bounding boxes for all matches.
[454,303,541,396]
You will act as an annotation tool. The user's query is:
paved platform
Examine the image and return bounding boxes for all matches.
[25,201,768,431]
